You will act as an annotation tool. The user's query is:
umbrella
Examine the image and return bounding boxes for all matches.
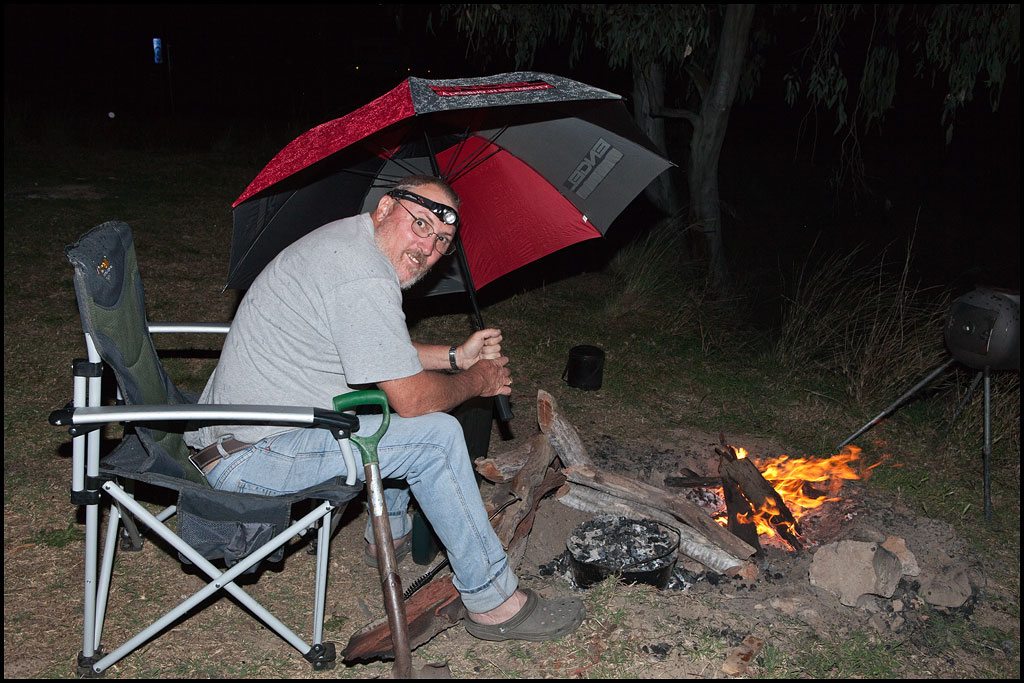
[228,71,674,419]
[228,71,673,295]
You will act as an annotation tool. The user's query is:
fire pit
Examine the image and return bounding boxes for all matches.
[567,516,679,589]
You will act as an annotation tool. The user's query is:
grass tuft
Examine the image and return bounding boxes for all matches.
[773,236,952,408]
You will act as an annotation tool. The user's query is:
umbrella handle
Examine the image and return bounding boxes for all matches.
[450,236,514,423]
[495,394,514,422]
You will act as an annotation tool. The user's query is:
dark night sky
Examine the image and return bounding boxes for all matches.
[3,5,471,124]
[5,4,1019,291]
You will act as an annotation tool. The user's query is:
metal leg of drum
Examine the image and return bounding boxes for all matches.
[838,357,956,450]
[941,370,983,437]
[983,366,992,523]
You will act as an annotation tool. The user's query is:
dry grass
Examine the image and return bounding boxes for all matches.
[773,237,954,406]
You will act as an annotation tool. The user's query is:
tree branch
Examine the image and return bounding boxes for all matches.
[651,106,701,127]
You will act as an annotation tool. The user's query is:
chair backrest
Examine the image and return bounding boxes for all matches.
[65,221,208,486]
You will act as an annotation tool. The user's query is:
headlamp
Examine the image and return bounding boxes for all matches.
[386,189,459,226]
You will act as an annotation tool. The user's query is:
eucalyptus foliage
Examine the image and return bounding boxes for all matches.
[444,3,1019,148]
[439,4,1019,291]
[789,4,1020,144]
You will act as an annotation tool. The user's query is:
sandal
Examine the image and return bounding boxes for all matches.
[362,534,412,568]
[464,588,585,642]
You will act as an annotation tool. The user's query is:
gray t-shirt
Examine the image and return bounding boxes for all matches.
[185,213,422,447]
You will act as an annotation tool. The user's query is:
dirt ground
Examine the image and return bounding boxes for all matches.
[334,411,1016,679]
[441,425,1018,679]
[3,398,1016,679]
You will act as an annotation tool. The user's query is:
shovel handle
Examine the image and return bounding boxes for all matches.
[332,390,390,466]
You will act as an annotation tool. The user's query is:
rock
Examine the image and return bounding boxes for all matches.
[808,540,903,607]
[920,564,974,608]
[769,596,801,616]
[845,524,887,543]
[856,594,883,613]
[965,563,987,590]
[882,535,920,577]
[727,562,759,581]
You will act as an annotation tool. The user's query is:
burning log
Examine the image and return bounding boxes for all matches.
[664,469,723,488]
[716,449,762,553]
[716,444,804,552]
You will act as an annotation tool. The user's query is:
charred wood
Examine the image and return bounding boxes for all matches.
[563,463,756,563]
[556,484,747,574]
[537,389,593,468]
[474,440,533,483]
[716,445,803,552]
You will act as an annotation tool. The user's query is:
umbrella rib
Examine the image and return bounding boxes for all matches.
[373,147,429,182]
[440,120,478,182]
[444,126,509,185]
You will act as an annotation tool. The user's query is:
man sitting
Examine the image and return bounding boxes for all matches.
[185,174,584,641]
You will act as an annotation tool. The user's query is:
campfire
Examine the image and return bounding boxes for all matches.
[711,444,877,552]
[342,390,883,661]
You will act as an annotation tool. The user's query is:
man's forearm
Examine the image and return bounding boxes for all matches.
[413,341,460,372]
[378,366,488,418]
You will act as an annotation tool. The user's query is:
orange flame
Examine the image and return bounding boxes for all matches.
[717,445,877,543]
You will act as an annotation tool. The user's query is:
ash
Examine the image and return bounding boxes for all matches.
[567,516,677,572]
[684,486,726,515]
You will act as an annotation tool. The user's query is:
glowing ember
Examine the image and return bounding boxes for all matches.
[716,445,879,542]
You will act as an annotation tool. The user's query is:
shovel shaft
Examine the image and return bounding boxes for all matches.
[365,462,412,678]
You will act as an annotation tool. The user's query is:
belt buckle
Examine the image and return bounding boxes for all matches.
[188,451,209,477]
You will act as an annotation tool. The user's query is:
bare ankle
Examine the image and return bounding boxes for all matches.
[468,590,527,625]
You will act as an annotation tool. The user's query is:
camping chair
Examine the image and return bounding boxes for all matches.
[49,221,408,676]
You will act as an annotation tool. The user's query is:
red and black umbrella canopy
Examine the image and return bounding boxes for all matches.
[227,71,674,296]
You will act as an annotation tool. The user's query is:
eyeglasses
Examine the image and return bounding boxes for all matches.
[389,194,458,256]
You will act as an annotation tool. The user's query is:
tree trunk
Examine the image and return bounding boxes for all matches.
[688,3,756,294]
[632,61,682,217]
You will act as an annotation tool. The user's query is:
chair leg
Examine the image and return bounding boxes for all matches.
[87,482,337,675]
[77,500,105,677]
[308,508,337,671]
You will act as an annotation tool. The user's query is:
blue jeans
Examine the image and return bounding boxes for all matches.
[203,412,518,613]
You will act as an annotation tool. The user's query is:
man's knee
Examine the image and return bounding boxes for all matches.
[422,411,467,449]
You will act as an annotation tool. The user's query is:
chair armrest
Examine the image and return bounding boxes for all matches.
[49,403,359,437]
[148,322,232,335]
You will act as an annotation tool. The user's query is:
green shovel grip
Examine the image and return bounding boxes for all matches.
[332,390,390,466]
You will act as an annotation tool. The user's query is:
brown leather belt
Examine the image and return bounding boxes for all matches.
[188,437,253,476]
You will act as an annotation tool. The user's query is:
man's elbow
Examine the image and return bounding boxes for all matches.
[378,380,431,418]
[389,399,426,419]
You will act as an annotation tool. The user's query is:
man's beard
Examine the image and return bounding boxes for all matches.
[375,231,431,289]
[399,258,429,290]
